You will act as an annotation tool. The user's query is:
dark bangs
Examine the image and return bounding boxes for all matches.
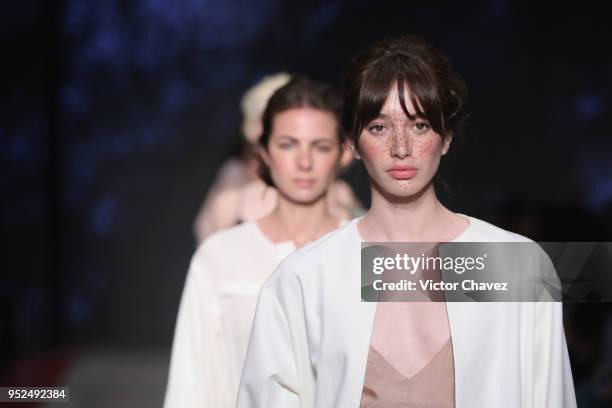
[342,34,467,146]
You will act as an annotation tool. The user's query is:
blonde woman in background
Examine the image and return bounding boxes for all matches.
[164,77,351,407]
[193,73,363,242]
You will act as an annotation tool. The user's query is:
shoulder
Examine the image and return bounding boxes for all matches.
[263,219,358,289]
[189,222,271,287]
[196,187,240,237]
[209,186,240,211]
[194,222,260,261]
[463,214,534,243]
[215,158,249,189]
[470,216,566,302]
[240,178,276,197]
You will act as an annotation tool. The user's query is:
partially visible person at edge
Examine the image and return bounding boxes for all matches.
[164,77,351,407]
[192,73,363,242]
[236,34,577,407]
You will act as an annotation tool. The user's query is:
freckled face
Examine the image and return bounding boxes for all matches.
[356,85,452,199]
[261,107,341,204]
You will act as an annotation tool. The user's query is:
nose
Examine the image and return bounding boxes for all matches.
[391,129,412,159]
[296,148,313,171]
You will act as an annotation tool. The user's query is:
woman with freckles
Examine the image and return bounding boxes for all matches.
[237,35,577,407]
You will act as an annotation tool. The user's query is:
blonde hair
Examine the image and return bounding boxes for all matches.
[240,72,291,122]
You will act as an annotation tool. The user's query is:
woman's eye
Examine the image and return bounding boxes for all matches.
[316,145,333,152]
[414,122,430,133]
[368,124,385,134]
[278,143,293,149]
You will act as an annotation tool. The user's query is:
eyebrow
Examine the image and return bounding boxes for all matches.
[276,135,334,144]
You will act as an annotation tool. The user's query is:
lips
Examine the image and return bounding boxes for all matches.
[387,166,418,180]
[293,179,315,187]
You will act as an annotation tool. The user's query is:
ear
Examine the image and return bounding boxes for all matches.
[339,141,354,169]
[258,145,271,167]
[441,133,453,156]
[348,140,361,160]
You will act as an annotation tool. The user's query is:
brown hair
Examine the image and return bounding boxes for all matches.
[342,34,467,146]
[259,76,343,186]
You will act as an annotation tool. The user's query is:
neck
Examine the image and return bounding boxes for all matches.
[361,180,456,242]
[267,192,336,246]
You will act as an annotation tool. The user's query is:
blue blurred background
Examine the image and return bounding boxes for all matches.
[1,0,611,406]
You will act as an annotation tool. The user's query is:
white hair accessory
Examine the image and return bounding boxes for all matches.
[240,72,291,121]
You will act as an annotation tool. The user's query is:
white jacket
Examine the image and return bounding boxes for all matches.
[237,215,577,407]
[164,222,295,408]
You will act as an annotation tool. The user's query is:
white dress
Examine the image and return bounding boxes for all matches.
[237,215,577,407]
[163,221,295,408]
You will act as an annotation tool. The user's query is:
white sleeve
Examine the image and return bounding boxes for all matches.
[163,248,232,408]
[531,245,577,407]
[236,284,303,408]
[533,301,577,407]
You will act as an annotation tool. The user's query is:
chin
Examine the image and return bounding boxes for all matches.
[388,189,422,199]
[297,193,325,205]
[282,189,327,206]
[373,178,428,200]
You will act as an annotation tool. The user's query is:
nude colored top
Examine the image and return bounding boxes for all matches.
[360,338,455,407]
[360,238,456,407]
